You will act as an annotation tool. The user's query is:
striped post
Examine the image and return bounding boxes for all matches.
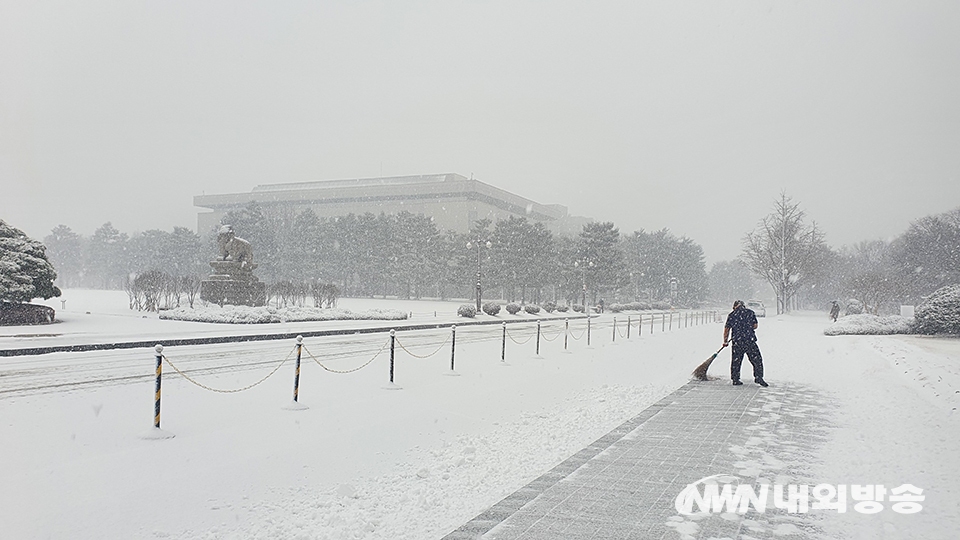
[153,344,163,429]
[292,336,303,402]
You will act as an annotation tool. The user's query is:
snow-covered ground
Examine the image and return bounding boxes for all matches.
[1,292,958,539]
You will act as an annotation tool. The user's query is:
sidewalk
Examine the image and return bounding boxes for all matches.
[443,379,830,540]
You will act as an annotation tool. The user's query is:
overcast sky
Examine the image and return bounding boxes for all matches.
[2,1,959,265]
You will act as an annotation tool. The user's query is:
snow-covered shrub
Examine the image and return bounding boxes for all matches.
[913,284,960,335]
[609,303,625,313]
[543,301,557,313]
[524,304,541,314]
[572,304,585,313]
[458,304,477,318]
[481,302,501,316]
[556,305,569,313]
[823,314,914,336]
[845,298,864,315]
[505,303,521,315]
[652,301,672,310]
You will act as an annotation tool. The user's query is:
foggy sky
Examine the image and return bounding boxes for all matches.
[2,1,959,266]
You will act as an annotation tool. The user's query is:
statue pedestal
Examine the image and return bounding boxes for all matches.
[200,261,267,307]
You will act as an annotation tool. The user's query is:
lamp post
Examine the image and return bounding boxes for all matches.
[467,237,492,312]
[574,258,594,309]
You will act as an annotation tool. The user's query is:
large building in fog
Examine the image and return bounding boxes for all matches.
[195,173,591,236]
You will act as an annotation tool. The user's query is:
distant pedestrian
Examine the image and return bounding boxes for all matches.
[723,300,767,387]
[829,301,840,322]
[598,298,605,313]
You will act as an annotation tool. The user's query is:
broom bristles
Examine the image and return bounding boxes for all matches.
[692,352,718,381]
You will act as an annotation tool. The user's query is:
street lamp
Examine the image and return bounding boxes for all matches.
[574,258,594,310]
[467,237,492,312]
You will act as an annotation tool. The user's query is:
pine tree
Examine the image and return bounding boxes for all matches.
[0,220,62,303]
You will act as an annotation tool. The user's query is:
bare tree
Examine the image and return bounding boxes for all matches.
[742,193,828,314]
[181,275,202,308]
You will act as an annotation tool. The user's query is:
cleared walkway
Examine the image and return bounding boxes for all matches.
[443,379,830,540]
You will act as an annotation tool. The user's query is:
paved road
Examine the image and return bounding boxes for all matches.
[444,379,830,540]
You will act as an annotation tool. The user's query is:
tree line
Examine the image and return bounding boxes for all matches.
[709,193,960,315]
[39,202,711,308]
[9,196,957,315]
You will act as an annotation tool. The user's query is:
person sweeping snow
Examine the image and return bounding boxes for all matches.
[723,300,768,387]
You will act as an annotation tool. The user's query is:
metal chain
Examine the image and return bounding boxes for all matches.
[302,340,387,374]
[395,333,451,359]
[568,327,586,340]
[506,326,535,345]
[539,326,564,341]
[161,347,294,394]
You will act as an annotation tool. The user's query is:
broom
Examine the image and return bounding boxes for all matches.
[692,343,728,381]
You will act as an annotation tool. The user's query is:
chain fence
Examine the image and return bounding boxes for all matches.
[161,346,295,394]
[142,309,718,435]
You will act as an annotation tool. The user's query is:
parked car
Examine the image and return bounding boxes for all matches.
[746,300,766,317]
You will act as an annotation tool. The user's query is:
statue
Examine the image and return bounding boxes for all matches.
[199,224,266,307]
[216,225,256,270]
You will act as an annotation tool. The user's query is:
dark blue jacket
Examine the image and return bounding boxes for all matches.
[725,307,758,342]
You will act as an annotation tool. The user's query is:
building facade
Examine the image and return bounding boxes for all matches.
[195,173,590,236]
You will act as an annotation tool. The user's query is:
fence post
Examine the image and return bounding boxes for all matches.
[627,316,631,339]
[587,315,592,346]
[564,318,569,350]
[450,325,457,372]
[139,343,176,439]
[501,322,507,363]
[536,320,541,355]
[662,313,666,332]
[650,313,655,334]
[638,314,642,336]
[154,344,163,428]
[293,336,303,402]
[669,312,673,331]
[389,329,396,383]
[612,317,617,342]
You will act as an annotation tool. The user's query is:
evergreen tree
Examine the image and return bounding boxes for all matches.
[891,207,960,303]
[44,225,83,288]
[0,220,62,303]
[87,222,129,289]
[709,260,756,305]
[575,222,629,305]
[623,229,708,306]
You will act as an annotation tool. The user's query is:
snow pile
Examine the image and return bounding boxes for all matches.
[159,304,408,324]
[823,314,914,336]
[914,284,960,335]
